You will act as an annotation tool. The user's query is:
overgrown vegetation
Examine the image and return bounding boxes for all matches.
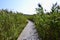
[0,9,27,40]
[0,2,60,40]
[27,3,60,40]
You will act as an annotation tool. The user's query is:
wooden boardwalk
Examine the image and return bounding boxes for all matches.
[17,21,39,40]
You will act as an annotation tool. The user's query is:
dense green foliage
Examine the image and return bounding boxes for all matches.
[27,3,60,40]
[33,12,60,40]
[0,9,27,40]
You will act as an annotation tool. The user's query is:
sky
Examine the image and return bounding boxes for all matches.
[0,0,60,14]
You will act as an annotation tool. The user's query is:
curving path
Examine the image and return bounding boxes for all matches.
[17,20,39,40]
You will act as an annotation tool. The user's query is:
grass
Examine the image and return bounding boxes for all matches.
[0,9,28,40]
